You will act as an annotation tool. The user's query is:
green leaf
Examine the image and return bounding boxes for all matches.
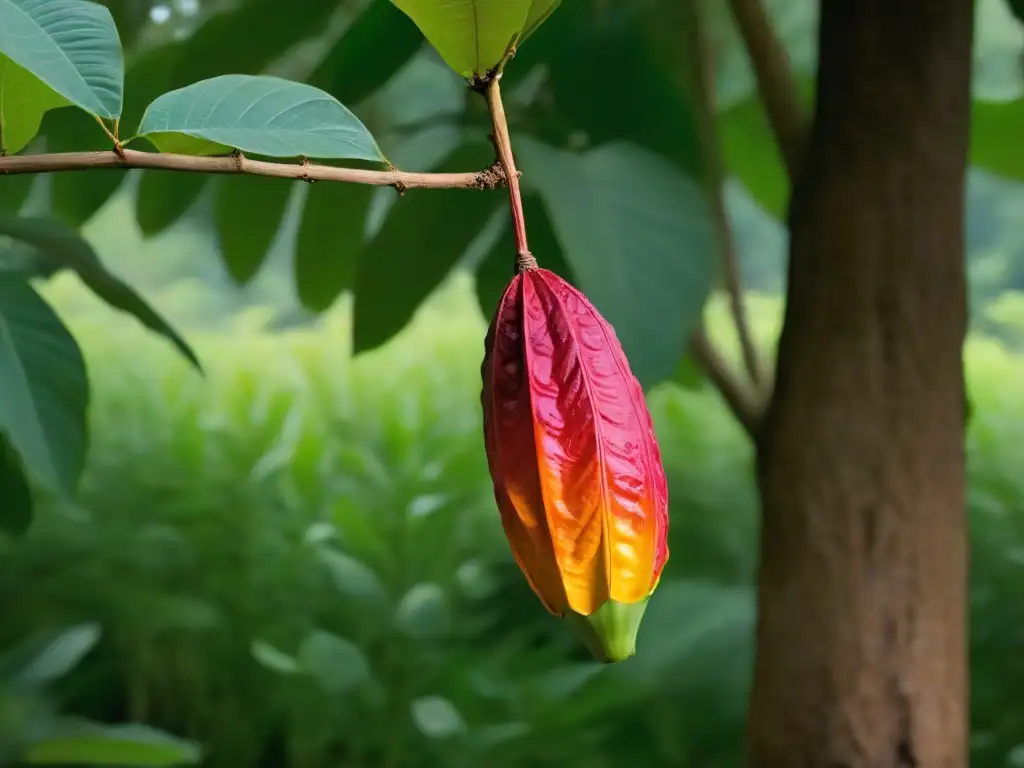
[0,277,87,494]
[294,182,374,312]
[0,0,123,120]
[134,172,208,238]
[24,719,201,766]
[14,623,101,686]
[212,176,293,285]
[523,0,561,41]
[717,96,786,218]
[389,0,558,77]
[972,97,1024,180]
[316,548,389,607]
[546,5,703,177]
[43,107,124,227]
[250,640,300,675]
[136,75,383,161]
[96,0,149,53]
[309,0,425,107]
[474,193,576,319]
[297,630,373,697]
[169,0,339,91]
[717,77,814,218]
[410,696,467,739]
[0,217,201,370]
[394,583,450,640]
[120,43,180,140]
[0,174,33,215]
[353,141,501,353]
[0,56,68,155]
[517,139,716,387]
[1007,0,1024,24]
[0,435,31,536]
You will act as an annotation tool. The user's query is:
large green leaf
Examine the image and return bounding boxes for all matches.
[0,277,88,494]
[297,629,373,697]
[389,0,558,77]
[0,435,31,536]
[474,193,576,319]
[294,182,374,312]
[134,172,208,238]
[0,0,123,120]
[517,139,716,387]
[0,173,34,215]
[717,95,788,219]
[353,141,502,353]
[213,176,294,286]
[24,719,201,766]
[309,0,425,107]
[43,107,125,226]
[296,125,464,313]
[0,217,200,370]
[13,623,101,686]
[546,3,703,177]
[717,78,815,218]
[136,75,383,161]
[0,56,67,155]
[972,98,1024,180]
[170,0,338,90]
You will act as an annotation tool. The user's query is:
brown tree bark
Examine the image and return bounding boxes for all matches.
[748,2,975,767]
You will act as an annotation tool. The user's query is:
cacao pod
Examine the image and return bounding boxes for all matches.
[481,265,669,662]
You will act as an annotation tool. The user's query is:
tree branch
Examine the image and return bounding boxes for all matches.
[0,149,507,191]
[727,0,806,177]
[695,2,765,390]
[690,327,761,437]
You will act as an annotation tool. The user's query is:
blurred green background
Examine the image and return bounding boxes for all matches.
[3,0,1024,766]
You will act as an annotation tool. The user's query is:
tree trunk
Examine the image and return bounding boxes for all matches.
[748,2,974,767]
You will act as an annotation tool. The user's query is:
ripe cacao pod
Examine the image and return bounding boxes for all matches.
[481,265,669,662]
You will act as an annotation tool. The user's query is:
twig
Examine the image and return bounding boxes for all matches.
[690,327,761,436]
[726,0,806,178]
[475,39,535,272]
[0,149,507,191]
[695,2,764,389]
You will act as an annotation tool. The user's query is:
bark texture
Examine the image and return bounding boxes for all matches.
[748,2,974,767]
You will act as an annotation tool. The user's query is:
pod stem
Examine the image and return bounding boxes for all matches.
[483,74,535,271]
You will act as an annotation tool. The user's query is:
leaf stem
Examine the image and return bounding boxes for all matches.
[0,149,506,190]
[482,74,534,271]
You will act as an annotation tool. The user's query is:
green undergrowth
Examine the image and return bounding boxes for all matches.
[1,274,1022,767]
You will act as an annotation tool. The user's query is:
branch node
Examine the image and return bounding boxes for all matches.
[296,155,316,183]
[387,162,407,195]
[516,250,537,271]
[476,161,506,191]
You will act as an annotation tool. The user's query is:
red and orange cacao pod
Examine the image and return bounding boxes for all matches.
[481,265,669,663]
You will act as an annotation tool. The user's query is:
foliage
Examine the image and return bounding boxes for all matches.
[0,280,1022,767]
[0,622,200,765]
[1,0,1022,535]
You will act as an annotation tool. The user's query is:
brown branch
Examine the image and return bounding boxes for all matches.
[0,148,506,190]
[694,3,765,390]
[690,327,761,437]
[727,0,806,177]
